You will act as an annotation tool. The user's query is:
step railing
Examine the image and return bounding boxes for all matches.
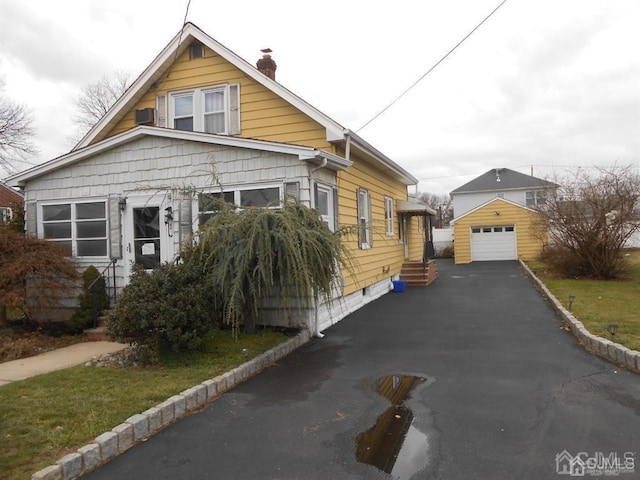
[89,258,118,328]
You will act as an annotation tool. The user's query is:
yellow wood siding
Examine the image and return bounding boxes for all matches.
[453,200,545,264]
[407,217,424,261]
[99,43,419,291]
[337,155,410,295]
[103,48,330,149]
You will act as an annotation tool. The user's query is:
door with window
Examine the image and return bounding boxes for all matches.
[124,198,173,278]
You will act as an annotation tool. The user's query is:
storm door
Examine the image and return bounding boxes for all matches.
[132,206,161,270]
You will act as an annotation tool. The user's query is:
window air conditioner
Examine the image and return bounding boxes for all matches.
[135,108,155,125]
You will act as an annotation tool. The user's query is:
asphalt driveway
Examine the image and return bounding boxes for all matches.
[86,260,640,479]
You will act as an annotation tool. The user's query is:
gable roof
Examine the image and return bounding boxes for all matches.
[75,22,418,186]
[451,168,557,194]
[7,127,352,187]
[450,196,538,223]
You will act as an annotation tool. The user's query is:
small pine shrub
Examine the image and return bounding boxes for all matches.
[66,265,109,333]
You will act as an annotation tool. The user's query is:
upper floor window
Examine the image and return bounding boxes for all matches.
[40,201,108,257]
[168,84,240,135]
[526,190,547,206]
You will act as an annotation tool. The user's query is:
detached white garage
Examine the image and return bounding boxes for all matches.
[470,225,516,261]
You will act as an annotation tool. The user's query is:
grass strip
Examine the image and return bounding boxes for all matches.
[527,250,640,352]
[0,328,289,480]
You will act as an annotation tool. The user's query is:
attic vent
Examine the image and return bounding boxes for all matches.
[135,108,155,125]
[190,43,204,59]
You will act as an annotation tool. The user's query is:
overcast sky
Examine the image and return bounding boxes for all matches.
[1,0,638,194]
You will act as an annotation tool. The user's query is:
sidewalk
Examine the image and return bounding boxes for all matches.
[0,341,127,386]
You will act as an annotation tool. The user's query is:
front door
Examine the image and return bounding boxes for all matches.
[124,198,173,279]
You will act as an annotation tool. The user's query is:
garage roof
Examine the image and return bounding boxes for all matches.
[451,168,557,194]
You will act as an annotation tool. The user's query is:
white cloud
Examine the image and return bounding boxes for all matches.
[1,0,638,191]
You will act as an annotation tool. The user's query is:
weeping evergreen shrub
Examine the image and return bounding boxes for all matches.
[189,201,353,335]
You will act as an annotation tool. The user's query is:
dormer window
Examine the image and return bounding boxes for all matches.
[165,84,240,135]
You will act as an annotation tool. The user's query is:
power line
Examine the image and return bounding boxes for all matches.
[356,0,508,133]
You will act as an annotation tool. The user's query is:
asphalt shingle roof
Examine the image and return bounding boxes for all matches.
[451,168,557,194]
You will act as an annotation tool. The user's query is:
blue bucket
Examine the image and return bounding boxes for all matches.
[392,280,406,292]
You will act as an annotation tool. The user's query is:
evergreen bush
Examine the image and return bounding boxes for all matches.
[108,261,219,359]
[66,265,109,333]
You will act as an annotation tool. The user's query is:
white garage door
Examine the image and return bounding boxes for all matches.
[471,225,517,261]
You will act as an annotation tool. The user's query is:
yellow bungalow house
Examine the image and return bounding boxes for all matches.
[7,22,434,332]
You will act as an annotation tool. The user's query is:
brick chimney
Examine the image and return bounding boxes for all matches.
[256,48,277,80]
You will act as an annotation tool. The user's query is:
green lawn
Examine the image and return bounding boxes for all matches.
[527,250,640,352]
[0,328,289,480]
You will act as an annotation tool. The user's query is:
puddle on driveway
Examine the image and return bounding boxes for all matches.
[356,375,429,479]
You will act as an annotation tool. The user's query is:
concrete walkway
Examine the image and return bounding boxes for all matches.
[0,341,127,386]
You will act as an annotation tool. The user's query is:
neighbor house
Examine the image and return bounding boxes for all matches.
[6,22,434,333]
[449,168,556,263]
[0,181,24,224]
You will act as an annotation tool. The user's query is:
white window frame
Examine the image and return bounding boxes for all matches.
[357,188,372,249]
[526,190,547,206]
[39,200,109,259]
[0,207,12,223]
[169,84,231,134]
[384,196,394,236]
[198,184,283,225]
[172,92,194,131]
[314,182,338,232]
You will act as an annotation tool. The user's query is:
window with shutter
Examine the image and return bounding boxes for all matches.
[167,83,240,135]
[39,201,109,257]
[357,188,372,248]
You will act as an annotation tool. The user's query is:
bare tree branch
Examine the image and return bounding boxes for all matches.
[0,88,37,173]
[73,70,131,136]
[534,165,640,278]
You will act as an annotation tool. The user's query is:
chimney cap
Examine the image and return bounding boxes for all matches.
[261,48,273,54]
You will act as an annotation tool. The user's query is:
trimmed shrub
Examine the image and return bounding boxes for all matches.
[108,261,219,359]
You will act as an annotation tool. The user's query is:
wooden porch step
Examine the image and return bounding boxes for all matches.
[399,260,438,287]
[83,326,113,342]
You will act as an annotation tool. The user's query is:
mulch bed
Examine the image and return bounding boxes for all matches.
[0,325,83,363]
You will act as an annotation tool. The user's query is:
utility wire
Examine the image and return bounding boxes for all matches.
[357,0,508,133]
